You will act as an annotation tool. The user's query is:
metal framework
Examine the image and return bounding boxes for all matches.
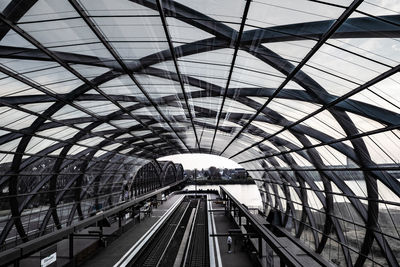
[0,0,398,266]
[0,178,186,267]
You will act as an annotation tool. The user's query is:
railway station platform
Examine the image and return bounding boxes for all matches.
[109,191,255,267]
[81,194,182,267]
[210,198,254,267]
[3,187,335,267]
[79,188,333,267]
[11,193,183,267]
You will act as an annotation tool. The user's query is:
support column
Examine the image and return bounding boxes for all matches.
[69,233,74,266]
[118,211,122,233]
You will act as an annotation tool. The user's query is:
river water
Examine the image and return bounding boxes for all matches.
[183,184,263,209]
[184,179,400,211]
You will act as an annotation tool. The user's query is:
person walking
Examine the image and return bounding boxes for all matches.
[227,235,232,253]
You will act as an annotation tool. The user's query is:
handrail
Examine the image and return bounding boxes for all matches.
[181,200,200,267]
[220,186,330,267]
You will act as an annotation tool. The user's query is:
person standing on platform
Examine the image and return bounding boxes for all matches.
[227,235,233,253]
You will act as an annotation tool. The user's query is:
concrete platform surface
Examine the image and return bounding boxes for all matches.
[211,201,254,267]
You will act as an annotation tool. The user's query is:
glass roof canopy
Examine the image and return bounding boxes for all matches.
[0,0,399,265]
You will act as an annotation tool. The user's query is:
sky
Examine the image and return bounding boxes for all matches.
[158,153,243,170]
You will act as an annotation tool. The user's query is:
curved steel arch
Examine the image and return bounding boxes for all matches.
[0,120,156,243]
[38,152,130,235]
[0,1,398,266]
[262,133,353,266]
[130,160,183,197]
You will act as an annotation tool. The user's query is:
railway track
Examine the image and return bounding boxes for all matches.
[131,200,190,266]
[183,198,209,267]
[126,197,209,267]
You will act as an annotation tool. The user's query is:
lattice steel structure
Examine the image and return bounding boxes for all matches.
[0,0,399,266]
[132,160,183,196]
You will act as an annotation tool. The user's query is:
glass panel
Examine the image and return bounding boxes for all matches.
[347,112,385,133]
[99,75,143,97]
[192,97,255,114]
[102,143,121,151]
[0,0,11,12]
[26,137,58,154]
[71,65,110,80]
[229,50,285,88]
[314,145,347,166]
[92,123,117,132]
[299,65,357,97]
[276,130,303,148]
[19,102,53,114]
[37,126,80,141]
[135,74,182,98]
[251,120,283,135]
[0,108,37,130]
[356,0,400,15]
[0,137,21,153]
[0,76,43,97]
[77,137,104,147]
[110,120,139,128]
[67,144,88,155]
[291,152,313,167]
[327,38,400,67]
[85,4,168,59]
[350,72,400,114]
[173,0,245,31]
[74,100,120,116]
[307,43,389,87]
[0,29,35,48]
[362,132,400,164]
[19,0,77,22]
[166,17,215,44]
[302,110,346,140]
[246,0,344,29]
[177,49,234,88]
[52,105,91,120]
[270,97,321,122]
[20,18,99,50]
[264,40,317,66]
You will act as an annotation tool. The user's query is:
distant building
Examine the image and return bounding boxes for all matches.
[232,168,247,179]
